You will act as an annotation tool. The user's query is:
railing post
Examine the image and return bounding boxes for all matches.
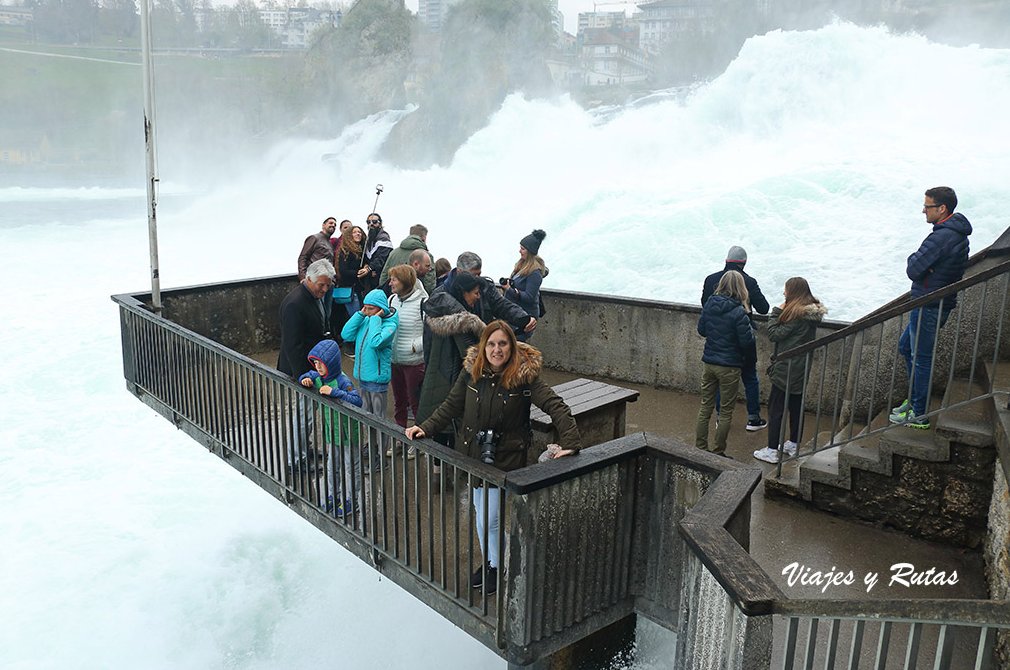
[118,308,139,385]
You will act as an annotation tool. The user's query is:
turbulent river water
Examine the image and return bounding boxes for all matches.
[3,22,1009,668]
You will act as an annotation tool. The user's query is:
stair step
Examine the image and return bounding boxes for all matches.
[762,459,802,500]
[763,427,839,499]
[985,360,1010,393]
[878,423,949,461]
[839,435,891,476]
[799,445,845,491]
[937,378,993,446]
[795,426,863,498]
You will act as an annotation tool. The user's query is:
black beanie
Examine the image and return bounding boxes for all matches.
[520,229,546,255]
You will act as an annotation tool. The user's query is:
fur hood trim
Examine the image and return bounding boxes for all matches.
[427,310,485,337]
[799,302,829,321]
[461,341,543,385]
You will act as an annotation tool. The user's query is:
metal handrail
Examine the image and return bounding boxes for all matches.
[113,286,1010,669]
[113,292,509,641]
[762,254,1010,469]
[774,599,1010,627]
[775,256,1010,363]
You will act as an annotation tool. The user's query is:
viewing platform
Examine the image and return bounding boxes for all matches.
[112,255,1010,668]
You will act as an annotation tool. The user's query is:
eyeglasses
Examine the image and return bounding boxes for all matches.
[367,219,380,225]
[923,204,941,209]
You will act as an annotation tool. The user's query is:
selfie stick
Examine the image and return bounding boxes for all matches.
[360,184,385,269]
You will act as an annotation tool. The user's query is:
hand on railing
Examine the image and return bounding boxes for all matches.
[300,378,313,388]
[537,444,576,462]
[405,426,425,440]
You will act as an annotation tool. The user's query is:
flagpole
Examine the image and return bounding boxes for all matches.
[140,0,162,313]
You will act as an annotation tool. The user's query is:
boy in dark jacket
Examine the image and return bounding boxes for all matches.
[891,187,972,429]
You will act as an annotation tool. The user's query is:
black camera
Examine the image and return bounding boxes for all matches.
[498,277,509,286]
[476,429,498,465]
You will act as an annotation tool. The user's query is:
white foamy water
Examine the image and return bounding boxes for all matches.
[2,23,1008,668]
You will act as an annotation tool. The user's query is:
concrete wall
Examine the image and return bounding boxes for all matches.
[985,465,1009,665]
[536,289,849,405]
[157,275,298,355]
[149,277,852,406]
[987,408,1010,666]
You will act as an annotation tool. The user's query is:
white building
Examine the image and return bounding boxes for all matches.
[0,5,31,26]
[581,28,651,86]
[256,6,339,49]
[577,10,627,35]
[418,0,464,32]
[636,0,715,53]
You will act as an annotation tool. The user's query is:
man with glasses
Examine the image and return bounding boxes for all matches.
[279,259,336,468]
[890,187,972,429]
[358,213,394,294]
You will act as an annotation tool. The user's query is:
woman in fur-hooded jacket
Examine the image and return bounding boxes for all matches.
[413,322,581,472]
[753,277,828,464]
[407,321,581,587]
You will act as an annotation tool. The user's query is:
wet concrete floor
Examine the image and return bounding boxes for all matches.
[251,349,987,602]
[537,367,988,602]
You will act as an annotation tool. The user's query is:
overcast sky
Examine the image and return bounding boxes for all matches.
[401,0,633,35]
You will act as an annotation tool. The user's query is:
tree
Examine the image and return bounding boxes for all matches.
[302,0,414,127]
[381,0,556,166]
[98,0,138,41]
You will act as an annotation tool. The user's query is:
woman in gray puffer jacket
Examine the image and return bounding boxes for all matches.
[753,277,827,464]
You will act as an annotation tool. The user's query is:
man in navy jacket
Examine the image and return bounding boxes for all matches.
[702,246,770,431]
[891,187,972,429]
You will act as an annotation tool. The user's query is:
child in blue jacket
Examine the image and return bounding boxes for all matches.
[300,339,363,517]
[341,288,399,466]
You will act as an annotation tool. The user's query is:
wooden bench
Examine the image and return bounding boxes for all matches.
[530,378,640,451]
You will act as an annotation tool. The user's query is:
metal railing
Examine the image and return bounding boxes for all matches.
[770,257,1010,473]
[772,600,1010,670]
[676,450,1010,669]
[115,293,509,647]
[113,284,1010,669]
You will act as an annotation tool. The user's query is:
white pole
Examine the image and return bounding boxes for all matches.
[140,0,162,312]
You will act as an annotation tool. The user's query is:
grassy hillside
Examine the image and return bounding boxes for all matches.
[0,42,313,176]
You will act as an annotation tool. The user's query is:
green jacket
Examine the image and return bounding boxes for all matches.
[379,235,435,294]
[419,343,582,472]
[767,302,828,393]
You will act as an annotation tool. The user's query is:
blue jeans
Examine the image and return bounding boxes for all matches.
[715,359,761,420]
[898,305,951,417]
[473,485,502,568]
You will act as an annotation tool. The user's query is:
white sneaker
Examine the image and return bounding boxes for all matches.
[753,447,781,463]
[783,440,798,456]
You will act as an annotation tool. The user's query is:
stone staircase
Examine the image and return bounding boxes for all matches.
[764,364,1005,548]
